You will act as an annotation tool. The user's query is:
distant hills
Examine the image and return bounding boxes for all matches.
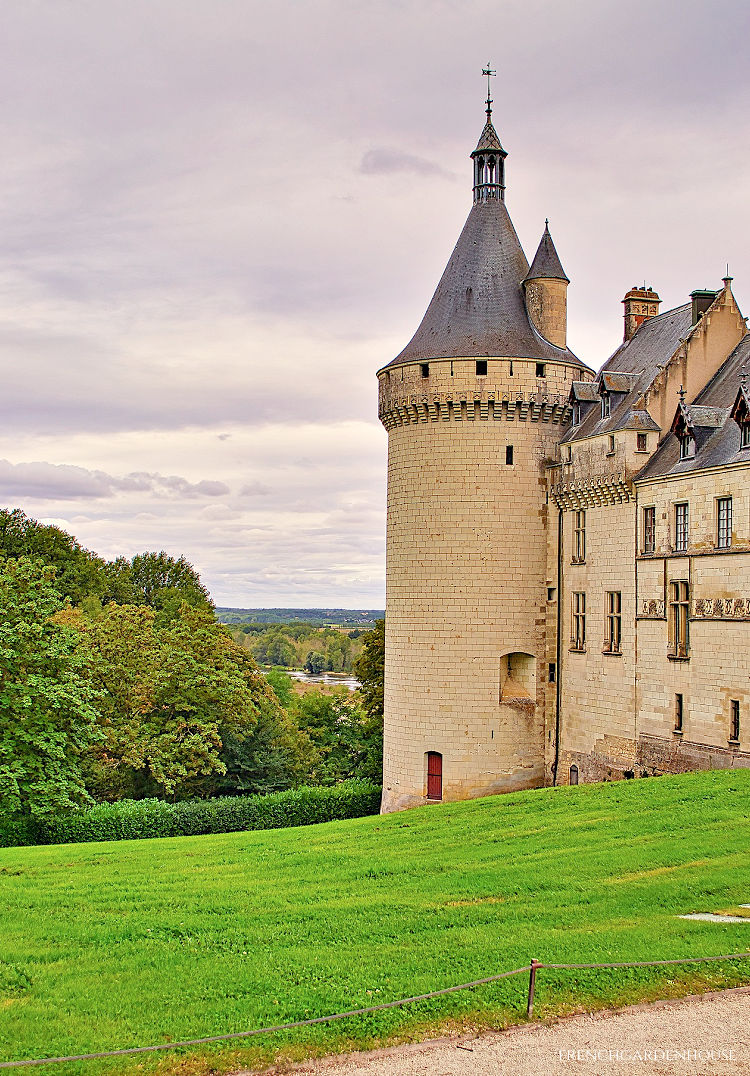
[216,607,384,628]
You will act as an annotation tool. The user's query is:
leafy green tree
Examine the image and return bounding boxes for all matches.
[354,619,384,724]
[0,557,101,818]
[304,650,326,674]
[293,689,381,785]
[0,508,107,606]
[124,552,213,621]
[83,603,263,799]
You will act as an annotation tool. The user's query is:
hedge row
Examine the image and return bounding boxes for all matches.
[0,780,381,848]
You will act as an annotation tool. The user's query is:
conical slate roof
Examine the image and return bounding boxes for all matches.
[386,199,581,366]
[524,222,569,283]
[472,117,506,156]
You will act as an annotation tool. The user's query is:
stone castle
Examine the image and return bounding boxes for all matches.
[377,97,750,812]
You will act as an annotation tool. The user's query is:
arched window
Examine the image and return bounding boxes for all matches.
[426,752,442,800]
[569,764,579,786]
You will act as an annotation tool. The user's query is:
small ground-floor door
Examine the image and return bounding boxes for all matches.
[427,751,442,800]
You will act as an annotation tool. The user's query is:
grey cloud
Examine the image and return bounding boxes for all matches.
[0,460,229,501]
[360,149,453,178]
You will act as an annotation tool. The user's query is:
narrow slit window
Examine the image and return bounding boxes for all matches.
[569,764,579,785]
[548,662,556,683]
[608,435,615,454]
[509,360,514,376]
[505,445,514,465]
[731,700,740,742]
[675,693,684,731]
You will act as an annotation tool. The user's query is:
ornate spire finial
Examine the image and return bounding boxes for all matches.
[482,63,496,117]
[545,217,549,228]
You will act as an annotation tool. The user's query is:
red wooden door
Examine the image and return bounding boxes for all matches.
[427,752,442,800]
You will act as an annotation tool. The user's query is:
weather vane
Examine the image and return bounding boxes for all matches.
[482,63,496,116]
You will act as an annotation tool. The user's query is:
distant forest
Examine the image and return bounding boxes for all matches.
[217,607,384,628]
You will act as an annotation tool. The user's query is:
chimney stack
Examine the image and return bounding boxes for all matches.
[622,285,661,342]
[690,289,718,325]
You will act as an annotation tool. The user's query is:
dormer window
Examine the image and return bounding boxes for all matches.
[679,433,695,461]
[601,393,611,419]
[742,424,750,449]
[572,403,581,426]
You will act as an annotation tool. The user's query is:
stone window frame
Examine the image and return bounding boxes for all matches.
[730,699,740,743]
[674,502,689,552]
[572,509,586,563]
[603,591,622,654]
[642,505,656,554]
[674,692,685,732]
[716,495,732,550]
[668,579,690,660]
[571,591,586,651]
[637,432,648,452]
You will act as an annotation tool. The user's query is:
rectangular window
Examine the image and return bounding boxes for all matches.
[607,434,615,454]
[505,445,514,465]
[637,433,648,452]
[674,502,688,552]
[742,424,750,448]
[679,434,694,460]
[548,662,556,683]
[730,699,740,742]
[604,591,622,653]
[573,510,586,562]
[572,591,586,650]
[717,496,732,549]
[476,360,487,376]
[572,403,581,426]
[420,363,429,378]
[536,362,546,378]
[675,693,684,732]
[601,393,610,418]
[669,580,690,658]
[642,506,655,554]
[547,586,556,601]
[566,445,572,462]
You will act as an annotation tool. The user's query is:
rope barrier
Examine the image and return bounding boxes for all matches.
[1,951,748,1069]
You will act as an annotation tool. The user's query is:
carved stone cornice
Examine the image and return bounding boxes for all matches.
[551,472,633,509]
[379,392,571,431]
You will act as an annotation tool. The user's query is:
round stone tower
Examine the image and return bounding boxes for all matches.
[378,99,592,812]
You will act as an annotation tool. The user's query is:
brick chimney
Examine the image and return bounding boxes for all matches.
[622,285,661,342]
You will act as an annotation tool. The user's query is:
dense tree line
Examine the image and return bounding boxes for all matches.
[0,509,385,822]
[233,621,365,674]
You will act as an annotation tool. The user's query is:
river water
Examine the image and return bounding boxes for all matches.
[287,670,360,692]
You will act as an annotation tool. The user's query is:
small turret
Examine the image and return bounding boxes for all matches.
[523,221,569,349]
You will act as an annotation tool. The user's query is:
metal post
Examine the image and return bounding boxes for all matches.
[527,959,540,1018]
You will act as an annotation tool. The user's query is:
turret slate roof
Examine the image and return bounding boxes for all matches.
[385,199,584,367]
[472,118,506,156]
[524,222,569,284]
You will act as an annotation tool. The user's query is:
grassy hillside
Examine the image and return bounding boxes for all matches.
[2,770,750,1075]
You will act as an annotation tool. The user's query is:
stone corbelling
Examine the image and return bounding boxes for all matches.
[551,472,633,509]
[379,392,571,430]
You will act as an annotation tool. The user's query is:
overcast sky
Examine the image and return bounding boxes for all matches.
[1,0,749,607]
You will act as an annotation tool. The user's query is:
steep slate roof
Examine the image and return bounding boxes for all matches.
[473,118,506,155]
[386,199,584,367]
[524,222,569,283]
[564,303,693,443]
[637,334,750,478]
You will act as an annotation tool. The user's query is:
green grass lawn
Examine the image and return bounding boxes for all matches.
[2,770,750,1076]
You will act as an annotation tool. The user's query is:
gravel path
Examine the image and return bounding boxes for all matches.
[262,986,750,1076]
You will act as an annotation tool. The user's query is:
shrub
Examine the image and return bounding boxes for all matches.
[0,780,381,848]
